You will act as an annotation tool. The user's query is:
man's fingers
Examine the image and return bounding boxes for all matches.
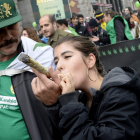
[31,67,53,85]
[48,66,60,85]
[31,78,38,95]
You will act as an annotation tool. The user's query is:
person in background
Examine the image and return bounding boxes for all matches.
[22,27,43,43]
[69,18,73,27]
[31,36,140,140]
[56,19,79,36]
[88,18,108,46]
[125,7,139,24]
[71,13,91,37]
[39,14,73,48]
[132,10,139,24]
[125,7,133,16]
[93,10,133,44]
[121,9,126,17]
[37,28,49,44]
[137,10,140,37]
[78,14,85,26]
[95,11,107,30]
[84,17,92,33]
[133,10,138,16]
[37,28,43,39]
[125,15,139,39]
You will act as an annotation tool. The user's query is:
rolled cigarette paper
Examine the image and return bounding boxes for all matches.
[18,53,50,77]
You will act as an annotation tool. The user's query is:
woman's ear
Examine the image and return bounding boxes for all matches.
[87,53,96,69]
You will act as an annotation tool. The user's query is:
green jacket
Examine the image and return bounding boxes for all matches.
[47,29,74,48]
[68,27,79,36]
[106,15,133,44]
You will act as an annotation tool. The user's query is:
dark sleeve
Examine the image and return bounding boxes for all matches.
[99,36,110,43]
[99,29,110,43]
[44,102,62,140]
[58,90,140,140]
[103,29,108,37]
[114,19,126,42]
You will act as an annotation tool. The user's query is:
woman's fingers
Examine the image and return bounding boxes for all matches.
[60,73,75,94]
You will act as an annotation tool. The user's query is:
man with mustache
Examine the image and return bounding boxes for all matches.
[39,14,74,48]
[0,0,60,140]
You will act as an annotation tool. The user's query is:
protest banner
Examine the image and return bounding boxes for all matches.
[99,38,140,76]
[37,0,66,20]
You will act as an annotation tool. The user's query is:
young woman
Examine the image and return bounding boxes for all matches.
[22,27,43,43]
[125,15,139,39]
[31,36,140,140]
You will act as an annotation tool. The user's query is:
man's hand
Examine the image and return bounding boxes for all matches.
[92,36,99,42]
[31,66,61,106]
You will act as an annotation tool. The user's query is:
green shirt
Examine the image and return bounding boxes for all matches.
[68,27,79,36]
[0,55,30,140]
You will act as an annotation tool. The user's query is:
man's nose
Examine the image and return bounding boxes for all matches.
[42,26,47,31]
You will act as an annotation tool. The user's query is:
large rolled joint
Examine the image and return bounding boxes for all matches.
[18,53,50,77]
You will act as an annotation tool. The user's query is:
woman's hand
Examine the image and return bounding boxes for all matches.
[58,73,75,95]
[31,66,61,106]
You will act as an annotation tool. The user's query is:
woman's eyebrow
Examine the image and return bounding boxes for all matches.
[54,51,73,61]
[61,51,74,56]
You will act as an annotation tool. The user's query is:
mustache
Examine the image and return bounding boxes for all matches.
[0,38,18,48]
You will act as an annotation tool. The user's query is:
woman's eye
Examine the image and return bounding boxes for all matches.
[65,56,71,59]
[55,61,58,65]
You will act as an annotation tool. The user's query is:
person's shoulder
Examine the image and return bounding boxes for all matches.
[114,17,124,26]
[21,36,52,52]
[58,29,74,37]
[80,25,87,30]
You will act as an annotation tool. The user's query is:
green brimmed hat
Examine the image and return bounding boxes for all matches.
[0,0,22,28]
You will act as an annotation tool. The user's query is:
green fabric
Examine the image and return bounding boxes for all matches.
[0,0,22,28]
[106,15,133,44]
[68,27,79,36]
[33,42,49,51]
[0,55,30,140]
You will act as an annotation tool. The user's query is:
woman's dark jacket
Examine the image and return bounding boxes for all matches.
[47,67,140,140]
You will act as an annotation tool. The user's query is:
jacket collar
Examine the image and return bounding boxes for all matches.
[47,29,60,44]
[73,22,81,30]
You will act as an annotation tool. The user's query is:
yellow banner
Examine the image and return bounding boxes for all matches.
[36,0,53,5]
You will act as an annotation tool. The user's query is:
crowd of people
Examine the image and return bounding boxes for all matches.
[0,0,140,140]
[21,7,140,48]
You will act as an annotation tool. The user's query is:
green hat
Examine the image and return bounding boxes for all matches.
[0,0,22,29]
